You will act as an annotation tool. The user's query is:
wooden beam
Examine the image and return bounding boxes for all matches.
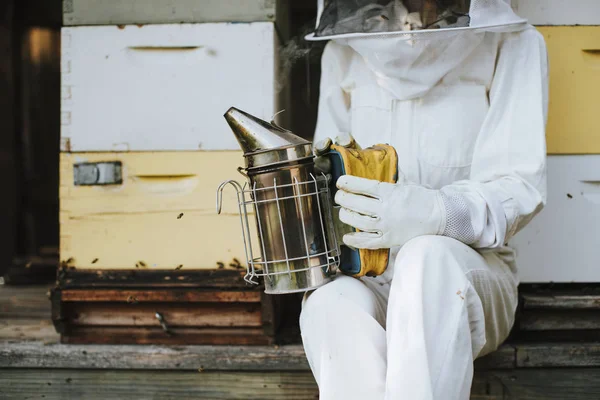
[520,310,600,330]
[517,342,600,368]
[56,268,253,289]
[0,342,311,371]
[59,289,261,303]
[61,326,274,346]
[0,369,319,400]
[6,339,600,371]
[522,293,600,310]
[3,368,600,399]
[474,369,600,399]
[63,302,263,327]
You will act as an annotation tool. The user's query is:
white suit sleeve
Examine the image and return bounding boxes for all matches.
[313,41,353,144]
[441,28,549,249]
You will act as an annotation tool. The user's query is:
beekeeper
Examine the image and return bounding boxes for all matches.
[300,1,549,399]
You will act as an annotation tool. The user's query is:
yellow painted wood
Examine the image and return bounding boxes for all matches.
[538,26,600,154]
[60,151,258,270]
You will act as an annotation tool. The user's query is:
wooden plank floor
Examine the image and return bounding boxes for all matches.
[3,368,600,400]
[0,370,320,400]
[3,284,600,399]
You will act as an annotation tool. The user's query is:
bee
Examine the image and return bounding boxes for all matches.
[127,295,138,304]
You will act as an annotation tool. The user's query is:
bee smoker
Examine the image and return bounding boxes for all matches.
[216,107,339,294]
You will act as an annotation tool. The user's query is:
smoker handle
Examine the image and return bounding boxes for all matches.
[215,180,259,286]
[216,179,244,214]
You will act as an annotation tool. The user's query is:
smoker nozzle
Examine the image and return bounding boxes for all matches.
[224,107,313,170]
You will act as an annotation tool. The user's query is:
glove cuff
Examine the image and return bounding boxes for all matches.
[439,189,476,244]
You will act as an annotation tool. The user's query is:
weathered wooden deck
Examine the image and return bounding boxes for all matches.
[2,284,600,399]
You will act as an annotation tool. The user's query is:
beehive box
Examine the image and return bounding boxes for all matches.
[51,268,279,345]
[55,19,289,344]
[509,1,600,282]
[59,151,253,270]
[59,22,280,271]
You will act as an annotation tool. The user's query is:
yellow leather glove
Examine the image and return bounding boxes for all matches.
[316,134,398,278]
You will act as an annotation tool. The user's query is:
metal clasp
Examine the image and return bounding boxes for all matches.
[73,161,122,186]
[155,311,173,336]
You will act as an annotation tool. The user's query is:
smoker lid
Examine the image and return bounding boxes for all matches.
[224,107,313,169]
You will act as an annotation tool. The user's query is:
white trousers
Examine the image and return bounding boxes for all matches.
[300,236,519,400]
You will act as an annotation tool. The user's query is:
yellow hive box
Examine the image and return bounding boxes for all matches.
[60,151,255,270]
[538,26,600,154]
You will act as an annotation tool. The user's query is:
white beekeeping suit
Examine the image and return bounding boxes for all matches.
[300,1,549,399]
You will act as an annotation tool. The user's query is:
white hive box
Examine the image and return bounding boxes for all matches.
[512,0,600,26]
[61,22,280,152]
[510,156,600,282]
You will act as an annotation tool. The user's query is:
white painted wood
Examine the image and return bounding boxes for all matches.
[512,0,600,25]
[63,0,276,26]
[510,155,600,282]
[61,23,277,152]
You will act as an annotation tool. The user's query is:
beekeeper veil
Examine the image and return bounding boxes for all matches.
[305,0,527,40]
[305,0,530,100]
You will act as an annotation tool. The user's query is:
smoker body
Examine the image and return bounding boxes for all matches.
[249,162,337,294]
[217,108,339,294]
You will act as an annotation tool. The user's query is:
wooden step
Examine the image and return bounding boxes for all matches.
[519,288,600,331]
